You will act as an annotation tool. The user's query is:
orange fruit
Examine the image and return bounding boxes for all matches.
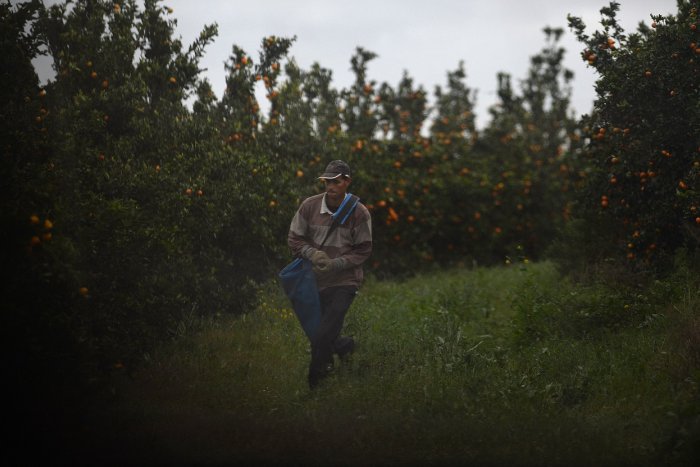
[388,207,399,222]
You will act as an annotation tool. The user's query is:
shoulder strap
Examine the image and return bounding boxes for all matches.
[339,196,361,225]
[319,193,360,248]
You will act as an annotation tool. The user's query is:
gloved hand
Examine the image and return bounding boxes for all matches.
[314,257,346,274]
[310,250,331,272]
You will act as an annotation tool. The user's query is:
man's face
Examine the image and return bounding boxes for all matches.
[323,176,351,207]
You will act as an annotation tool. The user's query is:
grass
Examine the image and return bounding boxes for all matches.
[56,261,699,466]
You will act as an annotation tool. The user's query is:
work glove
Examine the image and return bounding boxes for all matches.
[314,257,346,274]
[309,249,331,273]
[302,246,327,263]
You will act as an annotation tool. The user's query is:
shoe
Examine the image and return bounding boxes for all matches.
[308,373,321,390]
[335,337,355,362]
[308,363,334,390]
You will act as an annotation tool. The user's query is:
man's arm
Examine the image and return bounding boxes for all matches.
[345,207,373,266]
[324,206,372,271]
[288,204,320,259]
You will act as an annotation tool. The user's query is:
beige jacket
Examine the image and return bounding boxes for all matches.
[288,193,372,291]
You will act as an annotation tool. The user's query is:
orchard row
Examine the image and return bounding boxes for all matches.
[2,0,697,373]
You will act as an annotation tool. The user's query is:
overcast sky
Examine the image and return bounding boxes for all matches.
[34,0,677,128]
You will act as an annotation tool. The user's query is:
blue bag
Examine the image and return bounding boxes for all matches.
[279,257,320,340]
[279,193,360,341]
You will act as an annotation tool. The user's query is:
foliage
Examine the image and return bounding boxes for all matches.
[566,0,700,272]
[469,27,586,262]
[3,0,297,390]
[33,263,699,466]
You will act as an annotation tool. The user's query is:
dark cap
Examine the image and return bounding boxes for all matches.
[319,160,352,180]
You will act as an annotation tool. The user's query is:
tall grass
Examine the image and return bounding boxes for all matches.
[62,262,698,466]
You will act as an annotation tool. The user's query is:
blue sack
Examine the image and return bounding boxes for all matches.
[279,257,321,340]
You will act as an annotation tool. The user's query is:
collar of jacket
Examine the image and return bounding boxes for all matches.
[320,193,349,215]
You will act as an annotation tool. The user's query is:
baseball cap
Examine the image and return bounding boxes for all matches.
[319,160,352,179]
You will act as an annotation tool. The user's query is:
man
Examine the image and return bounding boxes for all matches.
[287,160,372,389]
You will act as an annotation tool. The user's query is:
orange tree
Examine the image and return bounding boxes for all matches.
[419,62,479,266]
[566,1,699,273]
[472,28,586,263]
[33,0,224,369]
[265,58,350,212]
[364,70,435,273]
[1,0,52,322]
[5,0,299,383]
[353,29,583,270]
[215,34,301,270]
[1,0,69,439]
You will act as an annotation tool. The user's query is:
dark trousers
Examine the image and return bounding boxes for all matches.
[309,285,357,380]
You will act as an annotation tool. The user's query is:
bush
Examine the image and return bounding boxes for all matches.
[4,1,301,383]
[566,1,700,273]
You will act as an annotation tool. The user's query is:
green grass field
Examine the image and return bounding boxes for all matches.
[71,262,699,466]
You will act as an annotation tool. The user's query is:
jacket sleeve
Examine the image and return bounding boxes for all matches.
[339,205,372,268]
[287,203,316,259]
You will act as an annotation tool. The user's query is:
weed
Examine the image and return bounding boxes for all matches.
[71,262,699,466]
